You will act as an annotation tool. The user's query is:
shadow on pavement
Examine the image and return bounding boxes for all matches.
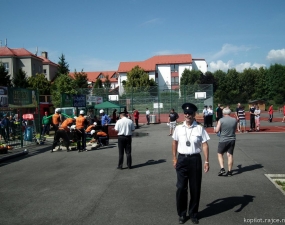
[232,164,264,175]
[132,159,166,169]
[199,195,255,219]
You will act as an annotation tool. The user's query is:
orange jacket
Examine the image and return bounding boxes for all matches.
[52,113,62,125]
[76,115,87,129]
[85,125,95,133]
[59,118,74,132]
[97,131,107,136]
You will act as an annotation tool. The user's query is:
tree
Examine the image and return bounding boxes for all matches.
[103,75,111,89]
[0,63,12,86]
[56,54,70,77]
[13,68,29,88]
[51,74,77,107]
[27,73,51,95]
[124,66,154,90]
[180,69,201,85]
[73,69,89,94]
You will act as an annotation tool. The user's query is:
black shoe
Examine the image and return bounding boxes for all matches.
[179,216,186,224]
[227,171,232,177]
[190,217,199,224]
[218,168,226,176]
[128,166,132,169]
[50,150,53,153]
[117,166,122,170]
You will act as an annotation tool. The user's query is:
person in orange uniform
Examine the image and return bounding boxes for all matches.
[51,118,75,153]
[85,122,97,133]
[75,110,88,152]
[52,108,63,133]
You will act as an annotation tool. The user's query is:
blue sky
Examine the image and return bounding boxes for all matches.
[1,0,285,72]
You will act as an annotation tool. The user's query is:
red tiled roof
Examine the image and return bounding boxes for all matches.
[0,46,42,60]
[38,56,58,67]
[69,71,118,83]
[118,54,192,72]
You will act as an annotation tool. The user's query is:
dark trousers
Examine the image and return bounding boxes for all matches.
[135,119,139,128]
[52,130,70,150]
[269,114,273,122]
[76,129,86,150]
[42,124,50,135]
[176,153,202,218]
[250,116,255,129]
[207,115,213,127]
[203,116,207,127]
[146,115,150,125]
[118,135,132,168]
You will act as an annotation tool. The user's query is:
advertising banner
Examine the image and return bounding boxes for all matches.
[8,88,38,108]
[73,94,86,108]
[0,86,8,108]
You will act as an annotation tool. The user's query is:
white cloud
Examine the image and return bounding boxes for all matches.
[208,60,234,72]
[210,44,253,61]
[266,49,285,64]
[209,60,266,72]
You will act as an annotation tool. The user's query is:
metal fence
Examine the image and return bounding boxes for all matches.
[88,84,213,116]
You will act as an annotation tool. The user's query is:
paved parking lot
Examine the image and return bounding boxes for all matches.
[0,122,285,225]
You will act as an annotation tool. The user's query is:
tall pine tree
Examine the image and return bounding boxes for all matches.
[13,68,29,88]
[0,63,12,86]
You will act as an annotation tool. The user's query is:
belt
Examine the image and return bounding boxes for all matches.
[118,135,131,137]
[179,153,200,157]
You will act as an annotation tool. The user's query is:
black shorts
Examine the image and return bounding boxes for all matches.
[218,140,235,155]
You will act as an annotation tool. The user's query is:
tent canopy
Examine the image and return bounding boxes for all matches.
[94,101,125,111]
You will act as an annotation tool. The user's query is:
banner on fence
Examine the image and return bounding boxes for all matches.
[8,88,38,108]
[0,86,8,108]
[73,94,86,108]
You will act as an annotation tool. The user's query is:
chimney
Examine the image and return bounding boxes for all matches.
[41,51,48,59]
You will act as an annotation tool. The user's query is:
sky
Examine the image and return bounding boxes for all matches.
[1,0,285,73]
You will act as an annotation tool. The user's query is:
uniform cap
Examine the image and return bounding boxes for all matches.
[99,109,104,114]
[80,110,85,115]
[91,130,96,135]
[55,108,61,113]
[182,103,198,114]
[93,122,97,125]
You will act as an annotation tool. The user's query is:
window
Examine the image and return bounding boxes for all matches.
[171,77,179,85]
[43,69,47,74]
[171,64,178,72]
[2,62,9,73]
[98,75,104,79]
[112,74,118,78]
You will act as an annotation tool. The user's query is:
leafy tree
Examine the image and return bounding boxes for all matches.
[51,74,77,107]
[56,54,70,77]
[252,67,267,100]
[27,73,51,95]
[0,63,12,86]
[180,69,201,85]
[266,64,285,101]
[239,68,257,102]
[103,75,111,89]
[124,66,154,90]
[13,68,29,88]
[73,69,89,94]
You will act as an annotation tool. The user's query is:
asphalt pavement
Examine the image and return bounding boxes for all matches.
[0,122,285,225]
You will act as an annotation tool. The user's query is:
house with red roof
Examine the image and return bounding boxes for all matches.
[117,54,207,95]
[0,47,57,81]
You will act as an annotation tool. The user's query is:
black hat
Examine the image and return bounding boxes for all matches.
[182,103,198,114]
[119,111,127,115]
[204,105,207,108]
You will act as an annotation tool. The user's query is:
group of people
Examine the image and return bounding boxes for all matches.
[0,114,17,142]
[202,105,213,127]
[51,108,111,152]
[235,103,261,132]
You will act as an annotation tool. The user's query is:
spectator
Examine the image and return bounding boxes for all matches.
[146,108,150,125]
[42,111,51,136]
[235,103,241,132]
[268,104,273,122]
[237,105,247,133]
[254,106,261,132]
[168,108,179,136]
[207,105,213,127]
[249,104,256,132]
[133,108,140,129]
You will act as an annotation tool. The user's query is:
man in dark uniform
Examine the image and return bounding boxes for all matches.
[172,103,210,224]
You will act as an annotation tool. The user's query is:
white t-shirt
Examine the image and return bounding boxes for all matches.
[255,109,261,119]
[146,110,150,115]
[207,108,213,116]
[172,121,210,154]
[114,117,135,136]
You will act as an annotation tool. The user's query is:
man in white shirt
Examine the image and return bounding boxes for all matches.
[146,108,150,125]
[114,111,135,169]
[172,103,210,224]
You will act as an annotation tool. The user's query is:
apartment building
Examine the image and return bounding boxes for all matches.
[117,54,207,95]
[0,47,57,81]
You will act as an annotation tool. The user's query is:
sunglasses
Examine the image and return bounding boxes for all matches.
[184,112,194,115]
